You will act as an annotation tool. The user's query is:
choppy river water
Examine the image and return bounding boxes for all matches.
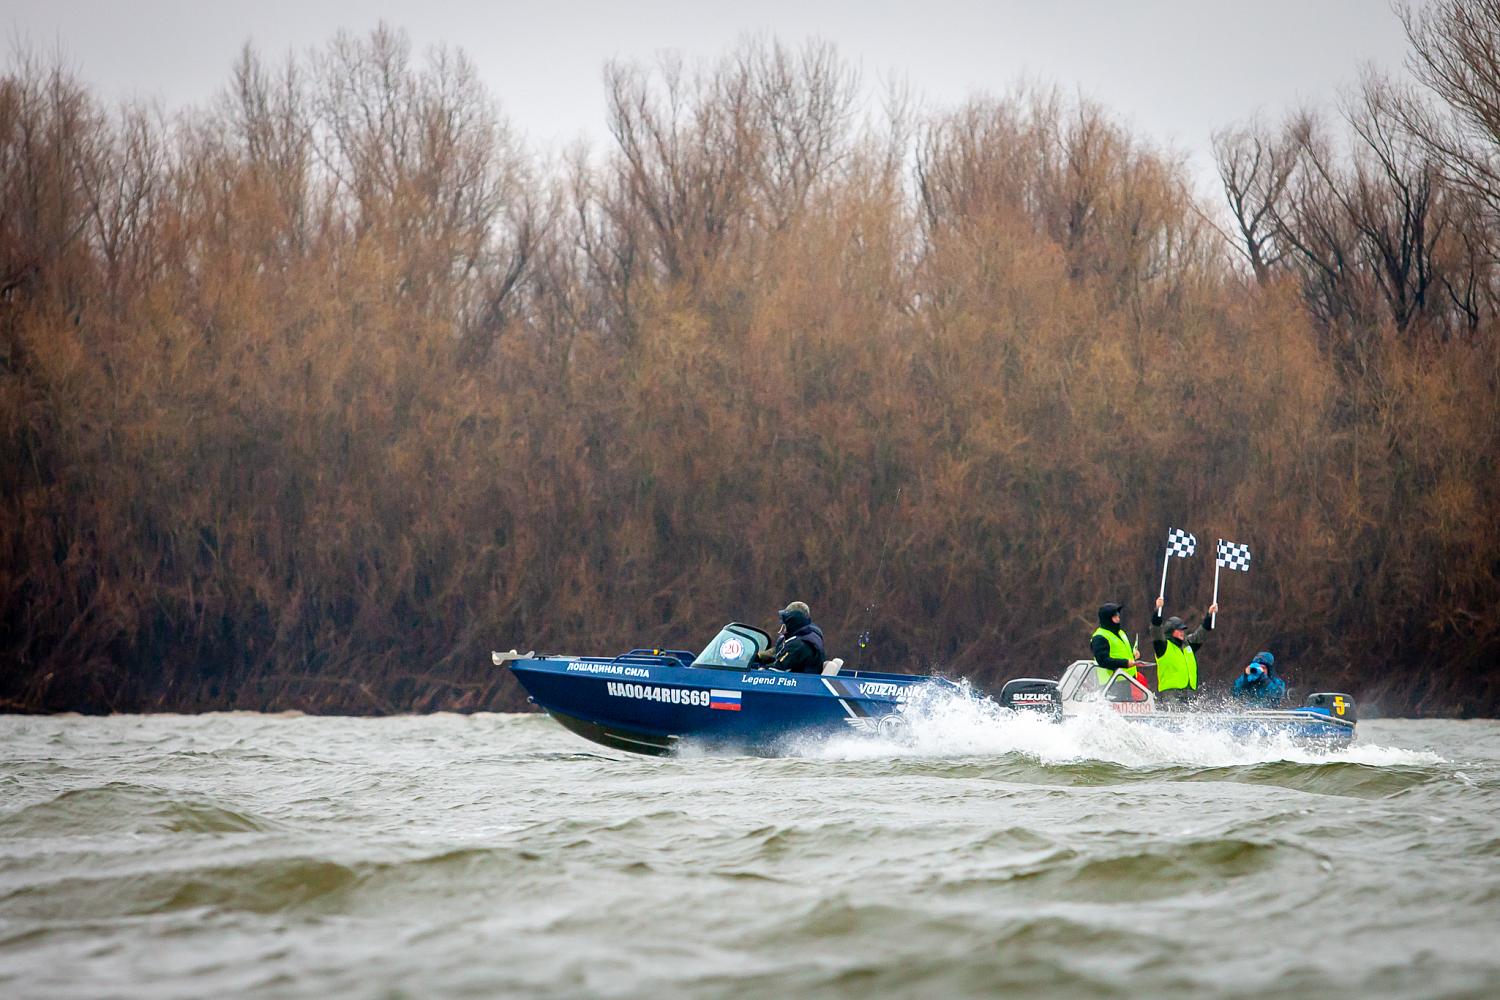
[2,707,1498,999]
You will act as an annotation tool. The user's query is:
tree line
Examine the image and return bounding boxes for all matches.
[2,5,1496,716]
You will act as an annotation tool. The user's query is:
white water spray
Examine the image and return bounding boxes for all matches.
[801,680,1447,767]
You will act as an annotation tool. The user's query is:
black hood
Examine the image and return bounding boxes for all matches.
[1097,603,1124,628]
[780,609,811,633]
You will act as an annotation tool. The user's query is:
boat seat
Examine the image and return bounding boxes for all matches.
[821,658,844,676]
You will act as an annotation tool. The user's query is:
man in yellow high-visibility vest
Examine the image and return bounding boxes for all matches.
[1089,603,1149,694]
[1150,595,1217,708]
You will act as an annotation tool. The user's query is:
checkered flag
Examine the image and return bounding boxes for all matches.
[1158,527,1198,600]
[1216,539,1251,572]
[1167,528,1196,558]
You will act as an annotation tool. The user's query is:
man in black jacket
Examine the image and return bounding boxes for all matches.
[753,601,828,674]
[1092,602,1146,695]
[1149,595,1217,708]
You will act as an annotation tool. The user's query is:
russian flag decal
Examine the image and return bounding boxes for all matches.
[709,689,742,711]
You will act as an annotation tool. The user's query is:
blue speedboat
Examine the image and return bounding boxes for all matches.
[495,622,957,755]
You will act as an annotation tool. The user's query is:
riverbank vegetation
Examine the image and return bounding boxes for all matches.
[3,4,1497,715]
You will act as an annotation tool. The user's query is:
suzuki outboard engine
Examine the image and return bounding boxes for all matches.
[999,678,1063,722]
[1304,692,1356,722]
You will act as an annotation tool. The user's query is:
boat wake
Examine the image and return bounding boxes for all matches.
[795,681,1447,769]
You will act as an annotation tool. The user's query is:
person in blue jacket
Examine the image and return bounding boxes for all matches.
[1232,651,1286,706]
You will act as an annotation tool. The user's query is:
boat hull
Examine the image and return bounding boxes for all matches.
[508,655,948,755]
[1066,703,1356,746]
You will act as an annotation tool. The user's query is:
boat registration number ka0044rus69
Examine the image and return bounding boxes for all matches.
[604,682,725,708]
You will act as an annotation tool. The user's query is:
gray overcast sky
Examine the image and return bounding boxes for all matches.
[8,1,1417,193]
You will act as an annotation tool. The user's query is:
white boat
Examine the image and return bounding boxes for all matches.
[998,661,1356,746]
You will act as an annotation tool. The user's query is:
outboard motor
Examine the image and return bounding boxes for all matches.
[999,678,1063,722]
[1304,692,1356,722]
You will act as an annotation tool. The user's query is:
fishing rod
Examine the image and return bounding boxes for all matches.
[855,487,901,671]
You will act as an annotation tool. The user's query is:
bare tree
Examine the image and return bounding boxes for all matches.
[75,104,165,303]
[917,89,1196,296]
[1400,0,1500,212]
[1213,118,1296,284]
[0,54,99,305]
[737,39,858,228]
[1342,76,1444,332]
[601,54,757,286]
[224,46,314,253]
[1237,98,1446,337]
[309,25,536,332]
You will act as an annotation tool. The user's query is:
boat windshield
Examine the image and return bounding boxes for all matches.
[1058,660,1153,704]
[691,623,771,670]
[1057,661,1097,702]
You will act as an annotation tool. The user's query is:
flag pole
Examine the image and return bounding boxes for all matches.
[1211,559,1221,628]
[1158,550,1170,603]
